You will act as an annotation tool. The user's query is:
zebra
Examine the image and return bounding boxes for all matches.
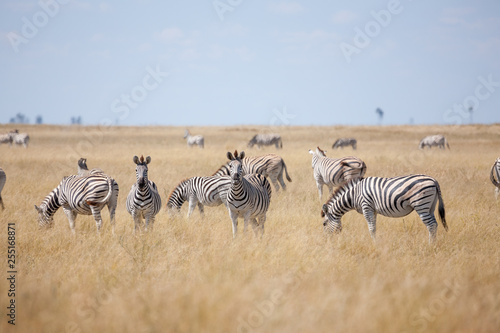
[34,173,117,233]
[0,167,5,210]
[225,150,272,238]
[419,135,450,149]
[332,138,357,150]
[166,176,231,217]
[76,158,119,210]
[309,147,366,200]
[247,134,283,149]
[321,175,448,243]
[0,133,13,146]
[184,130,204,148]
[212,153,292,191]
[126,155,162,232]
[490,157,500,200]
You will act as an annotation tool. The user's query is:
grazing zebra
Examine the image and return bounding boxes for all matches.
[13,133,29,148]
[212,153,292,191]
[184,130,204,148]
[225,150,272,238]
[166,176,231,217]
[0,167,5,210]
[309,147,366,200]
[126,155,162,232]
[76,158,119,210]
[247,133,283,149]
[419,135,450,149]
[35,173,116,233]
[332,138,357,150]
[321,175,448,243]
[490,157,500,199]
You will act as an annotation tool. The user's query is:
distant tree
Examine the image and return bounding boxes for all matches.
[35,115,43,124]
[375,108,384,124]
[10,113,29,124]
[70,116,82,125]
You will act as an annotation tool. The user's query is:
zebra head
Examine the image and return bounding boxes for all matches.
[247,135,257,147]
[183,130,190,139]
[133,155,151,188]
[321,204,342,234]
[34,204,54,227]
[227,150,246,184]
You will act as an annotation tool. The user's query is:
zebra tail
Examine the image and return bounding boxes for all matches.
[282,160,292,182]
[491,163,500,188]
[436,183,448,232]
[86,176,113,206]
[360,161,367,178]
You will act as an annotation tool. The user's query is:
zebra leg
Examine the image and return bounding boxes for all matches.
[0,195,3,210]
[145,215,155,232]
[277,173,286,191]
[187,197,197,218]
[108,203,116,235]
[90,206,104,232]
[229,210,239,238]
[271,177,281,192]
[252,215,266,238]
[63,208,77,234]
[327,184,334,197]
[197,202,205,217]
[362,207,377,240]
[418,212,438,243]
[316,182,323,200]
[132,212,142,234]
[495,187,499,200]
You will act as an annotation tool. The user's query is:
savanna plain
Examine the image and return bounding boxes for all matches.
[0,124,499,333]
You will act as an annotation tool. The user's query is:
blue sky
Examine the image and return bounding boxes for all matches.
[1,0,500,126]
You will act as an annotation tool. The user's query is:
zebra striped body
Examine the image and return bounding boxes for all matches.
[419,135,450,149]
[0,133,13,146]
[166,176,232,217]
[13,133,29,148]
[213,153,292,191]
[321,175,448,243]
[225,151,272,238]
[184,130,204,148]
[332,138,357,150]
[490,157,500,199]
[126,155,162,232]
[309,147,366,200]
[247,134,282,149]
[0,167,5,210]
[35,174,116,233]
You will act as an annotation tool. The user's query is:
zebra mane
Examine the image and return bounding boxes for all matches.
[167,178,191,201]
[326,178,363,204]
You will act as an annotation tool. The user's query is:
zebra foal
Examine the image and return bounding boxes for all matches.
[126,155,162,232]
[490,157,500,199]
[35,173,116,233]
[166,176,231,217]
[309,147,366,200]
[321,175,448,243]
[225,150,272,238]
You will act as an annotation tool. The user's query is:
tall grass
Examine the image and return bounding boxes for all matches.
[0,124,499,333]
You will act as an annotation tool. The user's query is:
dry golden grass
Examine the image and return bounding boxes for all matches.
[0,124,499,333]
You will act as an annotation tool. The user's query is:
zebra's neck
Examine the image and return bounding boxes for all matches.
[41,186,62,218]
[168,182,188,209]
[228,179,247,199]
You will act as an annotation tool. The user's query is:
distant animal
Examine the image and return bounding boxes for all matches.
[6,129,29,148]
[225,150,272,238]
[0,133,13,146]
[321,175,448,243]
[247,134,282,149]
[490,157,500,200]
[166,176,231,217]
[126,155,162,232]
[212,153,292,191]
[332,138,357,150]
[309,147,366,200]
[35,173,116,233]
[0,167,5,210]
[184,130,204,148]
[419,135,450,149]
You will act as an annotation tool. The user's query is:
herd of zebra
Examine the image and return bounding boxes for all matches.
[331,134,451,150]
[0,129,30,148]
[184,131,284,149]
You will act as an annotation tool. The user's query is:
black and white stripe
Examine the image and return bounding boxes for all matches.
[321,175,448,243]
[419,135,450,149]
[126,155,162,232]
[212,153,292,191]
[0,167,5,210]
[490,157,500,200]
[309,147,366,200]
[166,176,231,217]
[225,151,272,238]
[332,138,357,150]
[184,130,205,148]
[247,133,282,149]
[35,173,116,233]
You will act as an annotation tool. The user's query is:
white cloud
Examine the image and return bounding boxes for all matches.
[269,2,304,15]
[332,9,358,24]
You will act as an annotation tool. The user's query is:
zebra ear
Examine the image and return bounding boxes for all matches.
[239,151,245,159]
[227,152,234,160]
[322,204,329,216]
[308,149,314,155]
[34,205,41,213]
[133,156,140,164]
[145,156,151,164]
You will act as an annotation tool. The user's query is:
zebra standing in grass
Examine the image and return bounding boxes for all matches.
[212,153,292,191]
[77,158,119,211]
[332,138,357,150]
[166,176,231,217]
[0,167,6,210]
[247,133,283,149]
[490,157,500,199]
[321,175,448,243]
[225,150,272,238]
[35,173,116,233]
[419,135,450,149]
[309,147,366,200]
[126,155,162,232]
[184,130,204,148]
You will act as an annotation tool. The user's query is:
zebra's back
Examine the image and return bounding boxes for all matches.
[316,155,365,185]
[59,174,113,214]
